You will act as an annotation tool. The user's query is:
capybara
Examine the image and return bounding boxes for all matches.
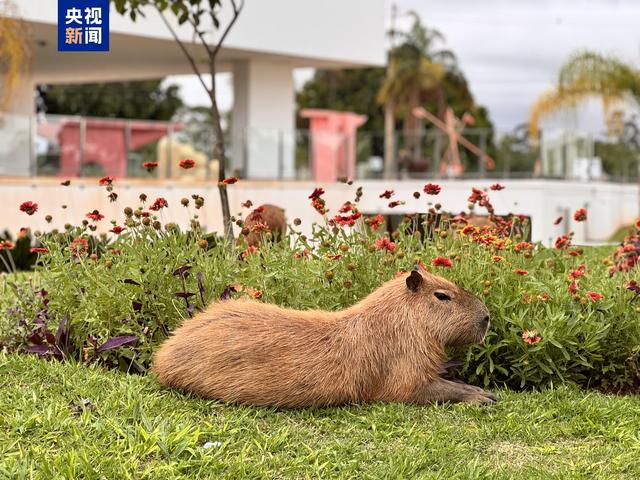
[241,204,286,247]
[153,266,496,407]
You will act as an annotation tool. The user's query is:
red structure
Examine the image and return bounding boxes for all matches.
[38,118,180,178]
[300,109,367,182]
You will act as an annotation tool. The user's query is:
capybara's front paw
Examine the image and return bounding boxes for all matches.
[461,386,498,405]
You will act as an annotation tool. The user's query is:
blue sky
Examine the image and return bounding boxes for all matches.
[168,0,640,133]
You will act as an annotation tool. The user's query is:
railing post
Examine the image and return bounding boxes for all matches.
[79,116,86,177]
[479,131,487,179]
[277,129,284,180]
[166,123,174,180]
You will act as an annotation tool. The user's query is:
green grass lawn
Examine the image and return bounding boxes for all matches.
[1,354,639,479]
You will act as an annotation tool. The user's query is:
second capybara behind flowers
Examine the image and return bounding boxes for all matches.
[153,266,496,407]
[242,204,286,247]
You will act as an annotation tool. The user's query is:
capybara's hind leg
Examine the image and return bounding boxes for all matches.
[411,378,497,405]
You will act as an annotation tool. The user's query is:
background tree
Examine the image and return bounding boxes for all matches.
[529,50,640,139]
[0,0,30,110]
[114,0,245,240]
[37,80,183,120]
[298,12,494,172]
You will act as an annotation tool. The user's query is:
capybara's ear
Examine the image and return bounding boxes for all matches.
[406,270,423,292]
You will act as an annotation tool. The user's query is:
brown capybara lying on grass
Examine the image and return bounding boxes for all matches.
[241,204,286,247]
[153,266,496,407]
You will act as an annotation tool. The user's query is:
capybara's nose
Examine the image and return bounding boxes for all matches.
[481,315,490,327]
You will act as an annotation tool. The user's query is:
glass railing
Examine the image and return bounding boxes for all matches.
[0,113,638,182]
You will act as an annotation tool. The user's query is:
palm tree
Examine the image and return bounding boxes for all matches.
[378,11,456,178]
[529,50,640,139]
[0,0,30,111]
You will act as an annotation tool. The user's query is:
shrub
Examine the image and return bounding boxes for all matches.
[1,184,639,390]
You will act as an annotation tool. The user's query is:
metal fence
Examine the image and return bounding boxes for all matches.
[1,112,639,182]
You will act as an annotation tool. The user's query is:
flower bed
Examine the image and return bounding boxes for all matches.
[1,179,639,391]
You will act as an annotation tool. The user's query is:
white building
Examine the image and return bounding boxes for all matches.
[1,0,386,177]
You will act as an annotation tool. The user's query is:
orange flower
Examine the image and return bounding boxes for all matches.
[143,162,158,171]
[490,183,505,191]
[492,255,504,262]
[109,225,127,234]
[514,241,532,252]
[98,176,113,186]
[241,245,258,259]
[69,237,89,257]
[0,240,15,250]
[514,268,528,276]
[30,247,49,254]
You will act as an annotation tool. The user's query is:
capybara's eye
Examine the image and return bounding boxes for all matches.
[434,292,451,301]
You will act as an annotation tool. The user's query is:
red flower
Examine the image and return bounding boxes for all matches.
[586,291,604,302]
[555,235,571,249]
[388,201,404,208]
[109,225,127,234]
[461,225,476,235]
[431,257,453,268]
[0,240,15,250]
[241,200,253,209]
[490,183,505,191]
[514,268,528,276]
[222,176,239,185]
[553,216,563,225]
[149,197,168,211]
[492,255,504,262]
[468,187,484,204]
[568,264,586,281]
[573,208,587,222]
[69,237,89,257]
[374,236,396,253]
[294,248,310,260]
[333,212,362,227]
[143,162,158,171]
[30,247,49,254]
[423,183,441,195]
[522,329,541,344]
[108,192,118,203]
[367,214,385,231]
[179,159,196,169]
[19,201,38,215]
[326,253,343,260]
[308,187,325,199]
[379,190,395,199]
[338,202,354,213]
[568,280,578,296]
[636,219,640,230]
[568,248,583,257]
[98,176,113,186]
[86,210,105,222]
[60,180,71,186]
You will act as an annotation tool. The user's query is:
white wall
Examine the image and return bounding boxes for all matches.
[0,179,637,245]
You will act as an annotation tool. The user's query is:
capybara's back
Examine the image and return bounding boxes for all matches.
[153,300,364,407]
[153,268,495,407]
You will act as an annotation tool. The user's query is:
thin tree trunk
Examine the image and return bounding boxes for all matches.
[383,100,396,179]
[209,62,234,240]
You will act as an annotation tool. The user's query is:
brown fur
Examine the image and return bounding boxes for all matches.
[153,267,495,408]
[242,204,286,247]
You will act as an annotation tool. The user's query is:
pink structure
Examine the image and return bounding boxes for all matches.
[300,109,367,182]
[38,119,180,178]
